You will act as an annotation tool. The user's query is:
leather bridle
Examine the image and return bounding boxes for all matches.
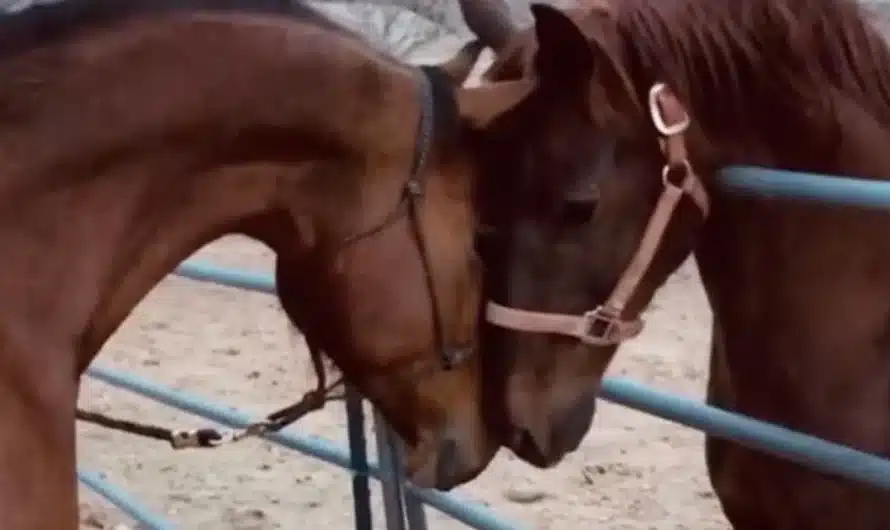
[335,66,472,370]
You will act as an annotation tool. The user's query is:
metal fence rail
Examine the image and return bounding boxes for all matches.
[77,469,176,530]
[79,165,890,528]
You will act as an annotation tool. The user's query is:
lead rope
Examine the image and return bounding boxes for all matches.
[77,343,346,449]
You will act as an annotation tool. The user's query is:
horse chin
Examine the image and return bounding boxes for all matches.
[403,430,490,490]
[405,448,440,489]
[404,442,462,491]
[402,432,442,489]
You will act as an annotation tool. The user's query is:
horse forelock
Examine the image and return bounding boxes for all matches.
[580,0,890,145]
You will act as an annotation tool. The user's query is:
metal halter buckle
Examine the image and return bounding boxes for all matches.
[648,83,691,136]
[661,158,693,190]
[579,306,621,345]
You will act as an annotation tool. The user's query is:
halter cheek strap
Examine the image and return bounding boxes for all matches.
[485,82,709,347]
[334,66,470,370]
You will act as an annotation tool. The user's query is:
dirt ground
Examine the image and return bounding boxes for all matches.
[77,236,729,530]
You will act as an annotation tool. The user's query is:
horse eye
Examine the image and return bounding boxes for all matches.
[558,197,597,226]
[476,222,497,237]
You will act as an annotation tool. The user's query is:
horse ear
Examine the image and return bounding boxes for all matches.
[429,40,485,86]
[455,0,517,53]
[533,3,642,120]
[530,4,594,84]
[456,79,532,129]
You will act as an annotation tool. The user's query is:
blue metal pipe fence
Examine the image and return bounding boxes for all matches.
[79,164,890,528]
[720,165,890,210]
[77,469,176,530]
[600,378,890,490]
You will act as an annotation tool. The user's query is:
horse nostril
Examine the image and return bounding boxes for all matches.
[510,428,552,467]
[516,427,542,454]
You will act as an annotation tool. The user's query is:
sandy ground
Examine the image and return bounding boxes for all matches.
[76,237,729,530]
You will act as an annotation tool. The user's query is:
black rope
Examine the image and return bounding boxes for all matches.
[77,345,344,449]
[76,408,175,443]
[76,382,344,448]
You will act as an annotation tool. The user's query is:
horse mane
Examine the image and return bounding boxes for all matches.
[0,0,356,61]
[795,1,890,123]
[592,0,890,143]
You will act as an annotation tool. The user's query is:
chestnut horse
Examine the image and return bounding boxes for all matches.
[456,0,890,528]
[0,0,547,527]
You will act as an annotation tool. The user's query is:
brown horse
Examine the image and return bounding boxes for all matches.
[457,0,890,528]
[0,0,554,527]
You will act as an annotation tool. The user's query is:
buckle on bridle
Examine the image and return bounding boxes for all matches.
[648,82,690,137]
[579,306,622,345]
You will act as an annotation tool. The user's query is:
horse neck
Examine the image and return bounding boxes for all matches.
[693,83,890,190]
[692,88,890,335]
[603,0,874,169]
[0,14,414,361]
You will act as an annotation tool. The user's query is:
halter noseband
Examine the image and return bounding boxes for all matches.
[485,82,710,347]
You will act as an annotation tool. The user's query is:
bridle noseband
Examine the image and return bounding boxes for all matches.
[485,82,710,347]
[336,66,470,370]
